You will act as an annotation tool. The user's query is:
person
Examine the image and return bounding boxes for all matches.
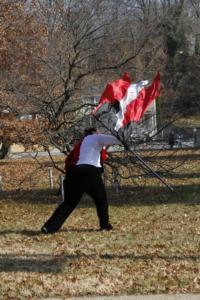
[168,131,175,149]
[41,127,121,234]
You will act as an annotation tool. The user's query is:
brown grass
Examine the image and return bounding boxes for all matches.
[0,149,200,298]
[174,116,200,128]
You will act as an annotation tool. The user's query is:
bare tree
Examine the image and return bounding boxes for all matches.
[1,0,198,192]
[22,0,164,152]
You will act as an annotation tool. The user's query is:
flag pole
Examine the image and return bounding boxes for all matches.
[93,115,174,192]
[124,145,174,192]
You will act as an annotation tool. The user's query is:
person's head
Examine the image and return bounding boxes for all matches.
[84,127,98,136]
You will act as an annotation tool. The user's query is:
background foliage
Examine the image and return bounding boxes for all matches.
[1,0,200,158]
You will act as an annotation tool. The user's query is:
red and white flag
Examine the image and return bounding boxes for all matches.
[93,72,160,131]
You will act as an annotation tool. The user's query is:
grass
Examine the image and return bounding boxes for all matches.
[174,115,200,128]
[0,149,200,298]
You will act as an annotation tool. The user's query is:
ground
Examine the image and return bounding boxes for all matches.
[0,149,200,299]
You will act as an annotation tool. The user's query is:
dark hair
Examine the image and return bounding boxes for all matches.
[84,127,97,136]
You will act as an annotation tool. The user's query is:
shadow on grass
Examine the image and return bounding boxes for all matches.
[0,255,64,273]
[0,183,199,206]
[1,252,200,273]
[0,189,61,204]
[0,228,99,236]
[0,229,42,236]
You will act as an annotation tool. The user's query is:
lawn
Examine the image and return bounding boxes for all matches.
[0,149,200,299]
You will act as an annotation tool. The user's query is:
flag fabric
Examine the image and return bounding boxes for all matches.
[94,72,131,113]
[93,72,160,132]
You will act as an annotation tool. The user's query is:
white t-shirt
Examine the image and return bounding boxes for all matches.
[76,134,120,168]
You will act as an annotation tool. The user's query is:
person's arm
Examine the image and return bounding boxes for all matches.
[65,140,82,172]
[101,147,107,162]
[97,134,121,147]
[64,149,75,172]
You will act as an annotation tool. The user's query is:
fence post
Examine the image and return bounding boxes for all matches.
[48,168,53,190]
[193,128,197,147]
[59,175,65,201]
[112,169,119,193]
[0,175,2,191]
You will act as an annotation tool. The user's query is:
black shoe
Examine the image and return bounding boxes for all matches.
[100,223,113,231]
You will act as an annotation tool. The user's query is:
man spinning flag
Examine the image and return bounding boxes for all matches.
[93,71,173,191]
[41,72,172,235]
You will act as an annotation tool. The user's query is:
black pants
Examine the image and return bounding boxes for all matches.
[43,164,109,232]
